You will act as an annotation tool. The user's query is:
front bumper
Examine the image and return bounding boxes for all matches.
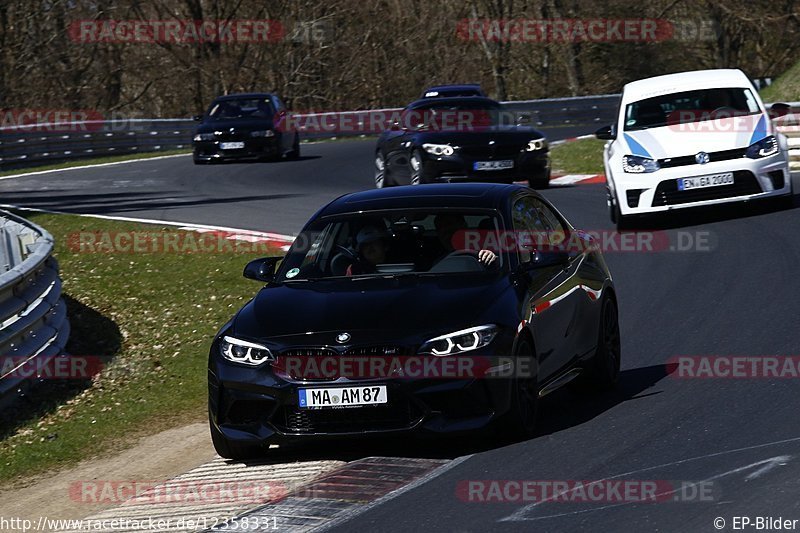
[193,137,280,161]
[208,345,516,446]
[420,151,550,183]
[610,152,791,216]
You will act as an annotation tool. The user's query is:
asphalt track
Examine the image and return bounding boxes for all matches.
[3,130,800,532]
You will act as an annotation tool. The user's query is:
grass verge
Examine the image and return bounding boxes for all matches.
[0,212,278,484]
[760,60,800,103]
[0,149,191,178]
[550,138,605,175]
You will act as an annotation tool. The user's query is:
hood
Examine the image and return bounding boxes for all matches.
[231,274,511,344]
[621,114,770,159]
[195,117,275,134]
[415,125,546,145]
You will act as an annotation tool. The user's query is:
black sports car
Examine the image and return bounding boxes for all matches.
[420,83,487,98]
[192,93,299,164]
[375,97,551,189]
[208,184,619,459]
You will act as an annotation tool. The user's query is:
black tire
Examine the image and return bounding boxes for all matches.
[575,296,621,392]
[613,201,634,231]
[409,150,424,185]
[286,133,300,160]
[375,152,389,188]
[528,168,550,189]
[498,339,539,440]
[209,413,265,460]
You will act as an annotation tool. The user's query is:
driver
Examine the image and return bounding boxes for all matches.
[431,214,497,267]
[346,225,389,276]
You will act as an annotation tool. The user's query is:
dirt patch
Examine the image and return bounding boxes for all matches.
[0,423,215,522]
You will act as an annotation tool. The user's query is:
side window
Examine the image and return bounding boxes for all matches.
[512,197,547,262]
[531,198,566,248]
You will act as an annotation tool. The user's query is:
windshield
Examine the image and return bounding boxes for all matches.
[624,87,761,131]
[405,101,503,129]
[277,209,505,281]
[206,97,275,120]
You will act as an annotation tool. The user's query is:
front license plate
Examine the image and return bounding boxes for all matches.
[298,385,387,409]
[474,160,514,171]
[678,172,734,191]
[220,142,245,150]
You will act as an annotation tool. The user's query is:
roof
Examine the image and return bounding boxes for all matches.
[212,92,276,101]
[421,84,486,98]
[318,183,527,217]
[622,69,753,103]
[407,96,500,109]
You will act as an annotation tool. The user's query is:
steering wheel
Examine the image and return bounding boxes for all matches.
[335,244,358,259]
[437,250,497,270]
[710,106,736,118]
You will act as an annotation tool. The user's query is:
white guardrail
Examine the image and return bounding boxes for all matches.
[0,210,70,402]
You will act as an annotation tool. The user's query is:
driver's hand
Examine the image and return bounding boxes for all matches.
[478,249,497,265]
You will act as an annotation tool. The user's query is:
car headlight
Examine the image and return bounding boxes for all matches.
[219,336,274,366]
[526,138,547,151]
[422,143,455,156]
[622,154,660,173]
[193,133,215,142]
[745,135,779,159]
[419,325,498,356]
[250,130,275,138]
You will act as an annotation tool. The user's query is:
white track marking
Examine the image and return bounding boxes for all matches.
[0,153,190,181]
[502,437,800,522]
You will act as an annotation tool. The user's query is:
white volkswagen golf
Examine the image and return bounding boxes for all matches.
[596,69,792,229]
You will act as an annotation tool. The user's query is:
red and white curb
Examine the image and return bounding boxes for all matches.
[176,226,295,252]
[549,174,605,186]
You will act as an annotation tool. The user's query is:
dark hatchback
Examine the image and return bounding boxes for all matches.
[374,97,551,189]
[192,93,299,164]
[208,184,619,459]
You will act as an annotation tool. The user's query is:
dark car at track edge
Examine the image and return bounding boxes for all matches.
[207,184,619,459]
[192,92,299,164]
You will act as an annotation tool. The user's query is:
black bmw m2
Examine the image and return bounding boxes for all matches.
[208,184,619,459]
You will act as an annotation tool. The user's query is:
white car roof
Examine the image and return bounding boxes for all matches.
[622,69,755,104]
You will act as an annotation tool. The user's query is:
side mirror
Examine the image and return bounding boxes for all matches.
[594,124,616,140]
[516,113,531,126]
[769,103,791,119]
[520,248,571,270]
[390,120,402,131]
[193,114,203,122]
[243,256,283,282]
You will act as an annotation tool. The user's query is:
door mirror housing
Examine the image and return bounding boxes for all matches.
[594,124,616,140]
[243,256,283,282]
[520,249,571,270]
[193,114,203,122]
